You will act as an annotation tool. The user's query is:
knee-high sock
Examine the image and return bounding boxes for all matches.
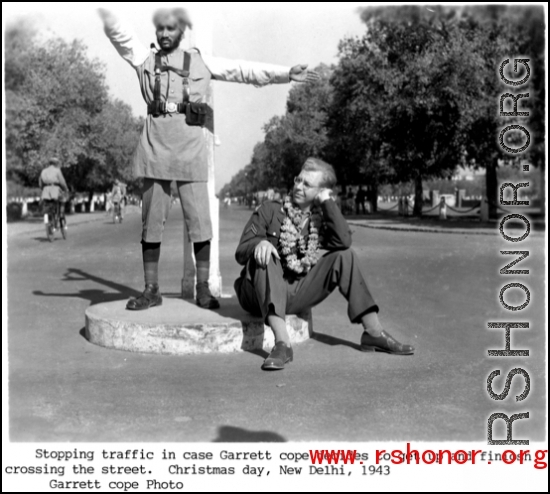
[194,241,210,284]
[142,241,161,285]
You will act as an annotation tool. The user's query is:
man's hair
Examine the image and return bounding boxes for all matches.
[152,8,193,31]
[49,157,60,166]
[301,157,337,189]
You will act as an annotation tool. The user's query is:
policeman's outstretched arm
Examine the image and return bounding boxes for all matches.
[98,8,148,69]
[289,64,320,83]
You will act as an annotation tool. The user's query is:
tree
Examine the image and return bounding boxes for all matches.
[255,64,334,190]
[328,36,395,211]
[456,5,545,218]
[5,21,144,195]
[219,162,259,202]
[5,24,107,185]
[64,99,143,194]
[247,142,272,191]
[283,62,333,171]
[331,6,478,215]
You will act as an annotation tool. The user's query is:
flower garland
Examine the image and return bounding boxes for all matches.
[279,195,323,274]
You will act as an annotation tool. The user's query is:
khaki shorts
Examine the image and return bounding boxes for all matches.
[141,178,212,243]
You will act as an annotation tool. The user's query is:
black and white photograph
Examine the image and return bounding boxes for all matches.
[3,2,548,491]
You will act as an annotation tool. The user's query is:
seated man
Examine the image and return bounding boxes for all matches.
[234,157,414,371]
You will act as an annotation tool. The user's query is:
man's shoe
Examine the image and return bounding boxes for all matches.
[126,283,163,310]
[262,342,293,371]
[196,282,220,309]
[360,330,415,355]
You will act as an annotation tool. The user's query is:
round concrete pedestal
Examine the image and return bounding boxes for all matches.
[85,296,312,355]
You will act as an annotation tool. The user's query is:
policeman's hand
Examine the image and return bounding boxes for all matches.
[254,240,280,268]
[97,8,117,26]
[289,64,320,83]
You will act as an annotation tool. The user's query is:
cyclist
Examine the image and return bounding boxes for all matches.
[111,179,127,222]
[39,157,69,233]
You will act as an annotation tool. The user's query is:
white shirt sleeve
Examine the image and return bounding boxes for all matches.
[102,14,149,69]
[201,53,290,87]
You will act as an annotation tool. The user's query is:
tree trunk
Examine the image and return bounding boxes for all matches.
[486,157,498,219]
[413,174,423,216]
[369,183,379,213]
[87,190,95,212]
[539,157,545,217]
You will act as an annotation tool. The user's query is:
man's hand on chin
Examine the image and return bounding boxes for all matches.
[315,189,332,205]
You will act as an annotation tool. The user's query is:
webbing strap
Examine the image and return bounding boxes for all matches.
[182,51,190,103]
[154,51,191,103]
[154,53,162,102]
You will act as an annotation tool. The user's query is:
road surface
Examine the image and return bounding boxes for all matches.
[6,206,546,442]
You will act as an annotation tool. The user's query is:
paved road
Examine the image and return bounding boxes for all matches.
[6,206,546,442]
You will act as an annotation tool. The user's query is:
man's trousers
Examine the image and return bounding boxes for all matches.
[234,249,379,323]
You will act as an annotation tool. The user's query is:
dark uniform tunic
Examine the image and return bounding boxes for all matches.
[234,200,379,323]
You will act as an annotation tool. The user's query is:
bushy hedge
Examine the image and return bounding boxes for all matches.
[6,202,23,222]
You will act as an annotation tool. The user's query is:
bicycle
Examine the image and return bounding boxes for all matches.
[112,201,123,223]
[44,200,67,241]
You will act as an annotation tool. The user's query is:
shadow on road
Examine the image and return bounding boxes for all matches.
[8,216,44,224]
[213,425,286,442]
[32,268,141,306]
[245,348,270,359]
[32,237,57,243]
[311,331,361,351]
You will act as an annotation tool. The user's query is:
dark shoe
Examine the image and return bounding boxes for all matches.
[196,282,220,309]
[262,342,293,371]
[360,330,415,355]
[126,283,163,310]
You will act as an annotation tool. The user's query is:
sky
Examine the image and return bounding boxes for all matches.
[4,2,370,192]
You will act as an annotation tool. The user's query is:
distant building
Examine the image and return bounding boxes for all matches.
[452,166,486,181]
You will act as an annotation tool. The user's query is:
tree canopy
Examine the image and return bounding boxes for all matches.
[5,22,143,194]
[222,5,544,219]
[331,9,474,214]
